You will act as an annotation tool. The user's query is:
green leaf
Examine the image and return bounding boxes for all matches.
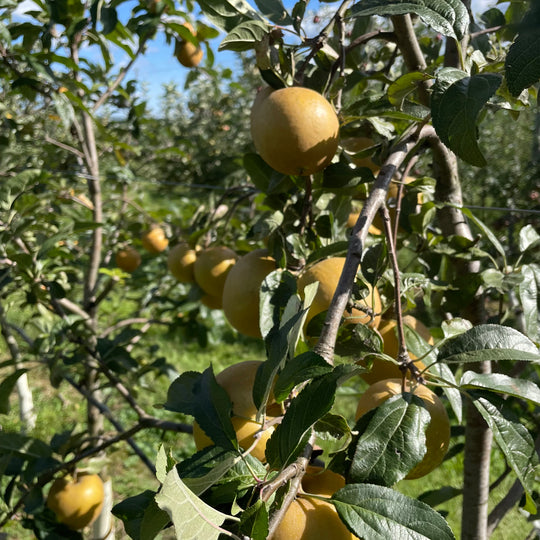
[291,0,306,33]
[460,207,507,264]
[322,162,369,190]
[273,351,332,402]
[334,323,384,358]
[163,371,201,415]
[163,369,237,452]
[253,309,306,411]
[441,318,473,338]
[243,152,274,192]
[350,0,469,39]
[431,73,502,166]
[113,489,170,540]
[481,268,504,289]
[505,3,540,96]
[519,224,540,252]
[101,6,118,34]
[206,455,266,505]
[418,485,462,507]
[155,467,235,540]
[387,72,434,107]
[259,269,298,340]
[428,362,462,423]
[315,413,353,459]
[177,447,249,496]
[219,20,269,52]
[140,498,171,540]
[0,432,53,459]
[0,21,11,45]
[253,0,292,25]
[0,369,27,415]
[348,394,430,486]
[196,0,263,31]
[177,446,266,502]
[333,483,455,539]
[155,445,176,485]
[460,372,540,405]
[361,241,388,288]
[519,264,539,342]
[239,500,269,540]
[437,324,540,364]
[306,242,349,264]
[266,366,353,468]
[472,393,539,514]
[112,490,165,540]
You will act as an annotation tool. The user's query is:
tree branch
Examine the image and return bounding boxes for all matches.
[391,15,430,105]
[380,205,424,385]
[44,134,86,159]
[267,432,315,539]
[92,39,148,113]
[295,0,353,87]
[313,127,429,364]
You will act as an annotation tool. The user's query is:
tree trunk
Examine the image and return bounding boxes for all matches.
[92,477,115,540]
[16,373,36,431]
[461,362,493,540]
[0,302,36,431]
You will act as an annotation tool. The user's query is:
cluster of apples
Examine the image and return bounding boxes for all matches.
[114,225,169,274]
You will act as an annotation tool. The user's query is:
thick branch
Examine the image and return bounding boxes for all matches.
[267,433,315,539]
[391,15,430,105]
[461,384,493,540]
[314,128,428,364]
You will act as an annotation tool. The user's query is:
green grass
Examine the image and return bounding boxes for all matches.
[0,335,535,539]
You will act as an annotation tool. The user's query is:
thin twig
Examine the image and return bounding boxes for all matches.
[295,0,353,87]
[469,25,504,39]
[44,134,85,159]
[380,205,424,385]
[100,317,163,337]
[93,276,119,307]
[92,39,148,112]
[391,156,418,242]
[63,374,156,473]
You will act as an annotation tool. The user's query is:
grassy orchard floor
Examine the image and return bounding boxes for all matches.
[0,334,534,539]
